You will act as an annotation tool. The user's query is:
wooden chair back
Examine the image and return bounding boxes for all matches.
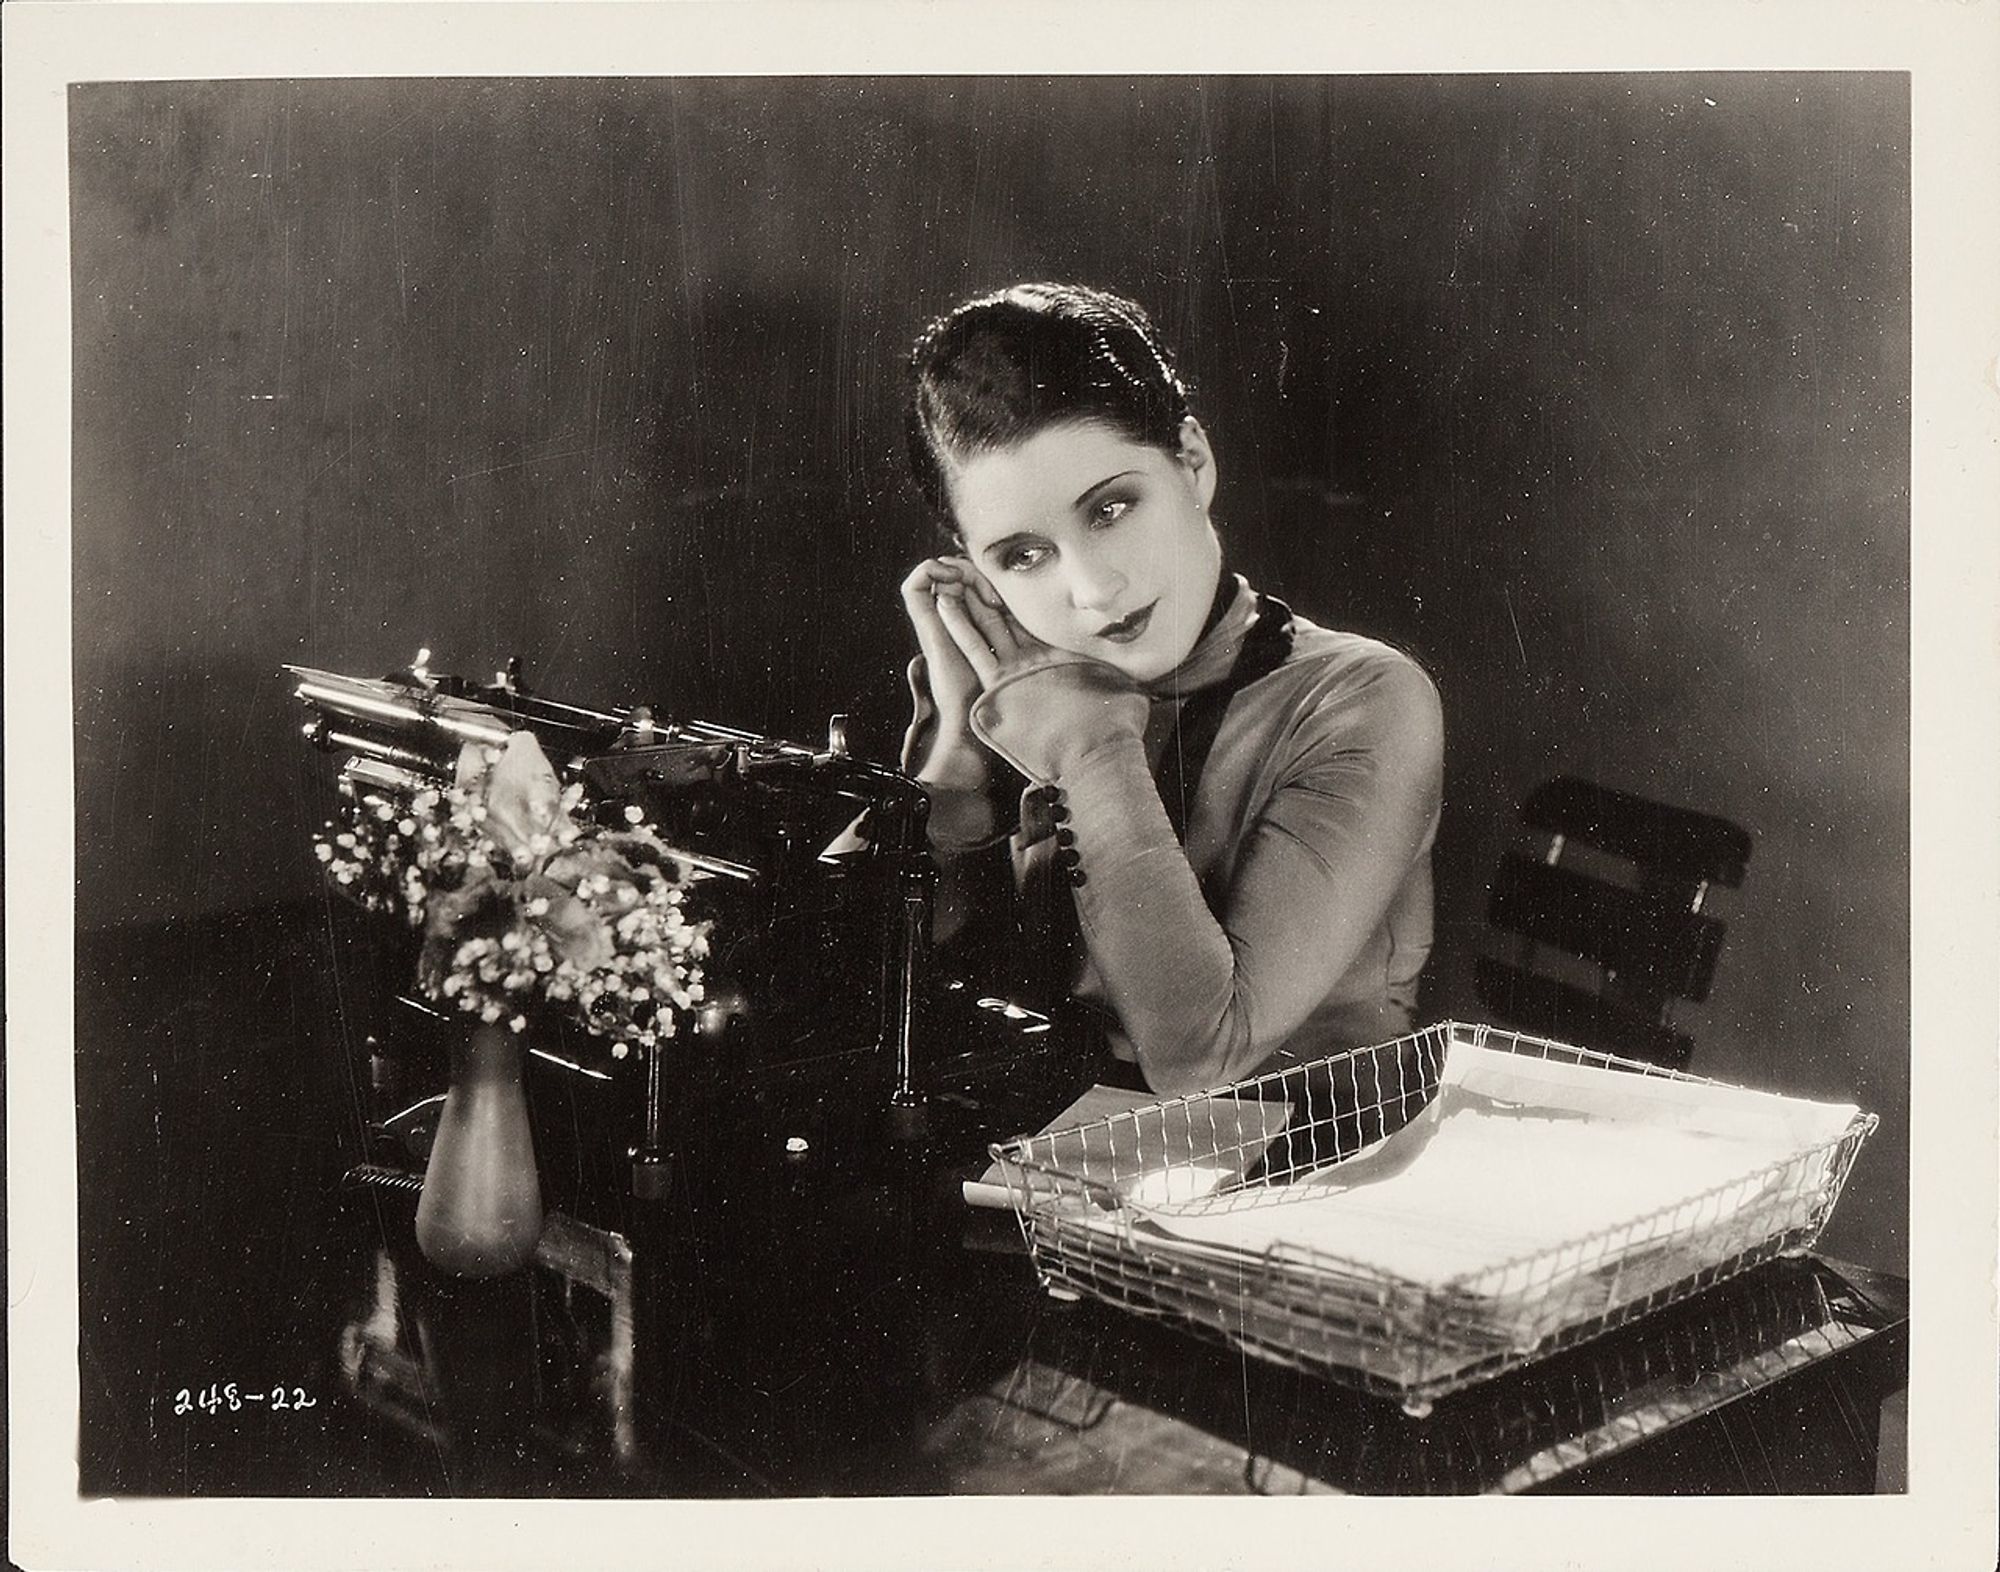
[1474,777,1752,1069]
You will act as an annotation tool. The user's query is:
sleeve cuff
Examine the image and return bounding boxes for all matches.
[969,657,1149,783]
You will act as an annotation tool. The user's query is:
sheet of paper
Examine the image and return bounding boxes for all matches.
[966,1083,1291,1210]
[964,1084,1155,1209]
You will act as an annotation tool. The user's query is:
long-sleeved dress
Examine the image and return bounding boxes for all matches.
[911,574,1444,1097]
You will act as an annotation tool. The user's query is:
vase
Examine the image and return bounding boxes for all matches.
[415,1021,545,1277]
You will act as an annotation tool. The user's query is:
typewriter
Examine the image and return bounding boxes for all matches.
[290,651,1080,1215]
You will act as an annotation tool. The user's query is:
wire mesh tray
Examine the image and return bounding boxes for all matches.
[989,1021,1876,1416]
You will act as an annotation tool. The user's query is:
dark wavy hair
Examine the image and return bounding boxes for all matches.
[907,282,1194,521]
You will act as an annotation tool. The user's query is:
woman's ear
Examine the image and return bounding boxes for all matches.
[1176,417,1219,511]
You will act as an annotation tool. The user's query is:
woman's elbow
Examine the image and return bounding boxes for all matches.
[1130,1005,1260,1098]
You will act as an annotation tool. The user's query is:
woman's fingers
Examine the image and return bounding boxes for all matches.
[903,558,1011,654]
[899,562,983,705]
[900,558,952,604]
[902,558,1000,624]
[900,578,961,660]
[905,554,1057,699]
[953,584,1021,662]
[932,591,1005,686]
[918,555,1004,608]
[948,557,1007,611]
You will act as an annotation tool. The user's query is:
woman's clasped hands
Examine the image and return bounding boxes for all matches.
[900,554,1148,789]
[903,553,1049,689]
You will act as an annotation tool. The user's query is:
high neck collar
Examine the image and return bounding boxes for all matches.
[1141,573,1258,701]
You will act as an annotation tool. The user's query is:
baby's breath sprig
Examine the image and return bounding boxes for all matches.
[313,731,710,1056]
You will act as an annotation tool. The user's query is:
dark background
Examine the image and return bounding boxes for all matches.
[71,70,1908,1315]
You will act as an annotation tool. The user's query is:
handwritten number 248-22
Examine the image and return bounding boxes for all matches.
[172,1384,315,1415]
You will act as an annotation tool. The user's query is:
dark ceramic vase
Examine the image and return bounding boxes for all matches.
[415,1022,544,1277]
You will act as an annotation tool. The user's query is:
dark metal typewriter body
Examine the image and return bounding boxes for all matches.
[290,652,1082,1235]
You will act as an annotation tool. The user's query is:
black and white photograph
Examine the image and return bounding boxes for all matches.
[7,3,1997,1568]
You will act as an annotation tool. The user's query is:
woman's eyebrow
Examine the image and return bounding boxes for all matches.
[978,531,1034,561]
[1073,470,1140,509]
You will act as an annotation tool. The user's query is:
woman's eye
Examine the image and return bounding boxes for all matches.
[1002,542,1054,572]
[1092,498,1132,526]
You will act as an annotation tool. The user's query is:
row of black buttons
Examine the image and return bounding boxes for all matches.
[1028,785,1086,886]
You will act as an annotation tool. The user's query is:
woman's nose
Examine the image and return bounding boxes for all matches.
[1064,547,1129,613]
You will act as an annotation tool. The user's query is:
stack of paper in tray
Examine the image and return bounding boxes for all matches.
[1013,1040,1862,1375]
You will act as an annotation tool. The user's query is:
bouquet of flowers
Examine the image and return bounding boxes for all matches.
[316,729,710,1056]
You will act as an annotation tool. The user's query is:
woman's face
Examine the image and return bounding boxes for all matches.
[943,417,1223,683]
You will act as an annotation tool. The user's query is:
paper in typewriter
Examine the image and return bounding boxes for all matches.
[1112,1043,1861,1298]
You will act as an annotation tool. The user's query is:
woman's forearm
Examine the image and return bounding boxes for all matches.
[1025,660,1445,1095]
[916,756,1001,851]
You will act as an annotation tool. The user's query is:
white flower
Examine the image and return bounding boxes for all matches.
[315,843,334,863]
[480,1002,503,1022]
[509,1014,527,1034]
[526,896,550,917]
[611,1042,629,1060]
[623,804,645,825]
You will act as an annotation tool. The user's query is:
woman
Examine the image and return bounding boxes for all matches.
[898,282,1443,1098]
